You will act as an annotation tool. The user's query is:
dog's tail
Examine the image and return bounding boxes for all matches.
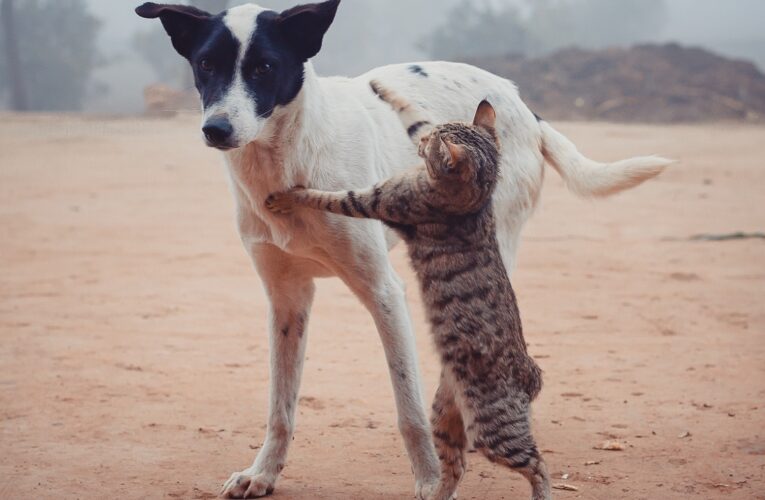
[370,80,434,146]
[539,119,673,197]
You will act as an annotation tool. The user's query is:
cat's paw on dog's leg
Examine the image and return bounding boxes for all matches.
[266,186,307,215]
[265,192,295,215]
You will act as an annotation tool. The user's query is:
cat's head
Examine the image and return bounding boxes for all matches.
[420,101,500,195]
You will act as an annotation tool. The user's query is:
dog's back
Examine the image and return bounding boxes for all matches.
[352,60,670,269]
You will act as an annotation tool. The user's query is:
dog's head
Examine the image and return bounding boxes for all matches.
[136,1,340,150]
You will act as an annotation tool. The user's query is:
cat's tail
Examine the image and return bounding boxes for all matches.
[370,80,434,145]
[539,120,674,197]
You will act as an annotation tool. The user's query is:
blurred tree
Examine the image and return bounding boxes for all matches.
[421,0,667,60]
[419,0,532,61]
[132,25,188,85]
[0,0,101,111]
[528,0,668,53]
[309,0,464,76]
[1,0,27,110]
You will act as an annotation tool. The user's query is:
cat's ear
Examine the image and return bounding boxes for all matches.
[135,3,211,59]
[473,99,496,131]
[278,0,340,61]
[440,138,466,167]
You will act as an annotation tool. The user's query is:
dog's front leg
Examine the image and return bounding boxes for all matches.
[332,231,441,499]
[222,245,315,499]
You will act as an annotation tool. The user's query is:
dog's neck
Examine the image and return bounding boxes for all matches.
[224,63,329,196]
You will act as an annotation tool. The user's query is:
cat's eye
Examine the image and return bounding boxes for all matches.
[418,137,428,157]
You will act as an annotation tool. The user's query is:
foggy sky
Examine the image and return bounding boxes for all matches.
[82,0,765,113]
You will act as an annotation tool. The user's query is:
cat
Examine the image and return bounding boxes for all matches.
[266,82,551,500]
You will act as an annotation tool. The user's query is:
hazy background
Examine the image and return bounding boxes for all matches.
[1,0,764,114]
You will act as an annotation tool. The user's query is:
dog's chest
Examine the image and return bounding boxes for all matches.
[223,140,365,261]
[223,144,314,252]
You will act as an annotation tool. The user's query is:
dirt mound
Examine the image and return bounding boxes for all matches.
[469,43,765,123]
[143,84,199,117]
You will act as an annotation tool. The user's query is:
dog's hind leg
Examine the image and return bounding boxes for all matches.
[331,227,441,499]
[222,244,316,499]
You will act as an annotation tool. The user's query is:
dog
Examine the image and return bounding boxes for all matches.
[136,1,670,498]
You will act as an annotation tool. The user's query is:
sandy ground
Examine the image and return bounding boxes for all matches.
[1,113,763,500]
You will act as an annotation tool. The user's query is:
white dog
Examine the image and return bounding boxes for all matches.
[136,1,670,498]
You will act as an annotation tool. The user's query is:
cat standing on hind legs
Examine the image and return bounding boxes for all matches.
[266,83,552,500]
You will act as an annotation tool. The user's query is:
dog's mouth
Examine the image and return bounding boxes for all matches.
[203,138,238,151]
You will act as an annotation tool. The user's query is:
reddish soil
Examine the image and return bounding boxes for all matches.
[1,114,763,499]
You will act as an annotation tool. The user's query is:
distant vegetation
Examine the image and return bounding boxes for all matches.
[421,0,668,60]
[0,0,102,111]
[3,0,763,120]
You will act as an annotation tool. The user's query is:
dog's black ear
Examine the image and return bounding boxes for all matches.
[135,2,211,59]
[277,0,340,61]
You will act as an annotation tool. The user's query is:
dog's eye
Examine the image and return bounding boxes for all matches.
[253,62,273,77]
[199,59,214,73]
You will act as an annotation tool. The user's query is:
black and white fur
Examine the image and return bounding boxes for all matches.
[136,2,671,498]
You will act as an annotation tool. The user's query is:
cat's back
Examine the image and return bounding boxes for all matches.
[406,210,543,399]
[406,210,509,328]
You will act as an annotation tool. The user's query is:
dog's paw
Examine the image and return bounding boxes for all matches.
[265,192,294,215]
[416,479,440,500]
[220,469,276,499]
[417,479,459,500]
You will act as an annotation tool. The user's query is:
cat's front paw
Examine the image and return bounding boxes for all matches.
[265,192,295,215]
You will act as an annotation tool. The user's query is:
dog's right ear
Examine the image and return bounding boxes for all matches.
[135,3,211,59]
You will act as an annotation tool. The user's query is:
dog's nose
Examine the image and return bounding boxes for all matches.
[202,117,233,147]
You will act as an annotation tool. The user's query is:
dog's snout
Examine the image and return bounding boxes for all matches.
[202,117,234,148]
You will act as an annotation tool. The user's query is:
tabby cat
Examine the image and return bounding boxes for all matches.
[266,82,551,500]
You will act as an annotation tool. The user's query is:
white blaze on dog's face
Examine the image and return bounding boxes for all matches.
[135,0,340,150]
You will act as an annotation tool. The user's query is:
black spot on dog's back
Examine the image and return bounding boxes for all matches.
[408,64,428,78]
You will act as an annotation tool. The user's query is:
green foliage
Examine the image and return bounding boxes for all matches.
[421,0,668,60]
[0,0,102,111]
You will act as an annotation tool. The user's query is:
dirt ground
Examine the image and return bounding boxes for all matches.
[1,113,763,500]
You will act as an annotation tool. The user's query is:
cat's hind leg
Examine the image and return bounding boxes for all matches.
[429,374,467,500]
[472,390,551,500]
